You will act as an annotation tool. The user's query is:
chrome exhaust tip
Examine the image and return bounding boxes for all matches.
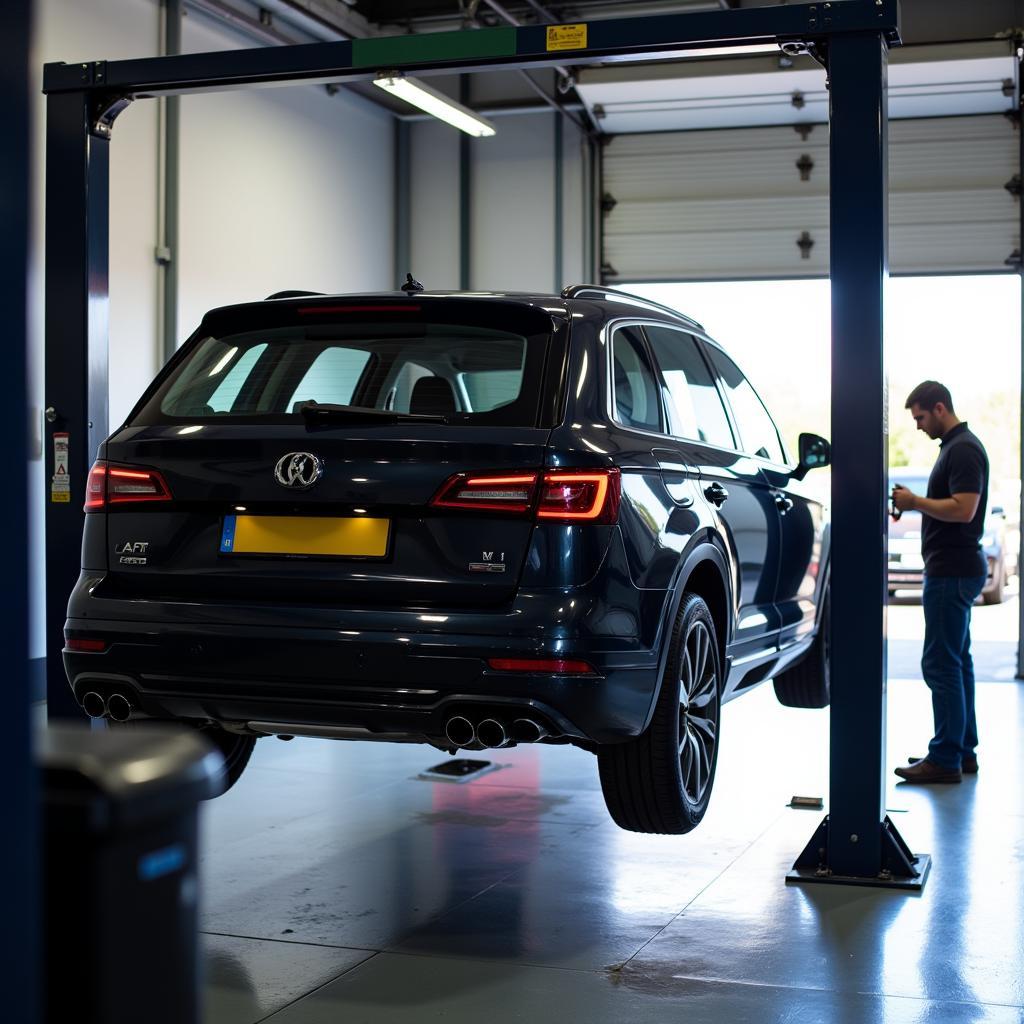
[476,718,509,749]
[81,691,107,719]
[445,716,476,748]
[106,693,132,723]
[511,718,547,743]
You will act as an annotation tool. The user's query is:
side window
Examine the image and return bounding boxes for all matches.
[707,347,787,464]
[611,326,662,432]
[287,346,370,410]
[645,326,735,449]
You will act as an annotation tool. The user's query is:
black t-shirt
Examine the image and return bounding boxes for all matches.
[921,422,988,578]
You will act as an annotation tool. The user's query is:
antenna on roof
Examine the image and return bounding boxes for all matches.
[401,273,424,295]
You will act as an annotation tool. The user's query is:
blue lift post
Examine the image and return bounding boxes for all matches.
[40,0,917,888]
[788,25,928,890]
[3,1,38,1021]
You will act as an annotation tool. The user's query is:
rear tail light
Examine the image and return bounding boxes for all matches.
[537,470,621,523]
[431,473,538,514]
[84,461,172,511]
[487,657,597,675]
[430,468,620,523]
[65,635,107,653]
[85,463,107,510]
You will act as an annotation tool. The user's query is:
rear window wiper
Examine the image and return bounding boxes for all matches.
[297,401,448,425]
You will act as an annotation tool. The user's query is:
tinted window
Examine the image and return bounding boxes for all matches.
[611,326,662,432]
[461,369,522,413]
[288,346,371,410]
[207,343,267,412]
[145,310,547,427]
[707,347,786,463]
[645,326,734,449]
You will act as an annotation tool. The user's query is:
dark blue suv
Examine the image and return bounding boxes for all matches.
[64,286,831,834]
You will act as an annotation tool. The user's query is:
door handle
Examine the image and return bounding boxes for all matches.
[704,482,729,506]
[774,493,794,514]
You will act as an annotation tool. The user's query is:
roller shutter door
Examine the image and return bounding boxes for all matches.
[602,115,1018,281]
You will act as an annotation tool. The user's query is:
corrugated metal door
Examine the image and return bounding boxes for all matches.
[602,115,1018,281]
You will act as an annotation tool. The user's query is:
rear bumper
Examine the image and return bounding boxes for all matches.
[63,572,667,746]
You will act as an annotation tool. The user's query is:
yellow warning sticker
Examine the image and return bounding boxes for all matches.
[546,24,587,52]
[51,491,70,503]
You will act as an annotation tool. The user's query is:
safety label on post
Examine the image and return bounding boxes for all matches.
[546,24,587,51]
[51,432,71,503]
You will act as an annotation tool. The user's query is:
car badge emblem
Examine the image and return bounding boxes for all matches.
[274,452,324,490]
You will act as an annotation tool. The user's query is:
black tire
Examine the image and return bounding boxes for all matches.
[107,719,257,797]
[598,593,722,835]
[774,590,830,709]
[198,726,258,796]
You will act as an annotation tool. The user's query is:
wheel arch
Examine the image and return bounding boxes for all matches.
[641,539,732,735]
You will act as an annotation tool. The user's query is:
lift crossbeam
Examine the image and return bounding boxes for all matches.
[43,0,900,96]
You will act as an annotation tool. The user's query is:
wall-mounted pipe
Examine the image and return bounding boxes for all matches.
[157,0,181,365]
[394,119,410,286]
[459,75,472,290]
[554,110,563,291]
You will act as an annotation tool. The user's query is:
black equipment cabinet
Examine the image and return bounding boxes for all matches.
[41,725,224,1024]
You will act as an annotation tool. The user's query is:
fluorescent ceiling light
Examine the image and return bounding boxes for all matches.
[374,73,496,137]
[678,44,782,59]
[599,42,781,64]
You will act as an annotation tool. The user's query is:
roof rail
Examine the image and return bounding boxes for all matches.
[560,284,704,332]
[264,289,324,301]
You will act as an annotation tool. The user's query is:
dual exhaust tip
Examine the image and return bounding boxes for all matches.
[445,715,547,749]
[81,691,132,723]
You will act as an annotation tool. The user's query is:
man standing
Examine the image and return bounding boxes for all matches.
[891,381,989,784]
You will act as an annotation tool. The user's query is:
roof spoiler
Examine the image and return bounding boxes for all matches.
[264,289,324,301]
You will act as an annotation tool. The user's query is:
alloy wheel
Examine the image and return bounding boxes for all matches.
[678,619,718,805]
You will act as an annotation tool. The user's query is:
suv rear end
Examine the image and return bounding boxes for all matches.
[63,294,651,753]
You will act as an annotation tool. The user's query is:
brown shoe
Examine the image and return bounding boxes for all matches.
[894,759,962,784]
[909,755,977,774]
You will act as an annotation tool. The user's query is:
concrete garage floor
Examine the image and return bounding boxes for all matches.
[199,603,1024,1024]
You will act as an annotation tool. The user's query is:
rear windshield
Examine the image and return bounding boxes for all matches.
[131,303,556,428]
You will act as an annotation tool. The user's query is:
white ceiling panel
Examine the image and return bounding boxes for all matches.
[578,42,1017,133]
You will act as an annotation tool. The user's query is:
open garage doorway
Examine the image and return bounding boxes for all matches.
[629,275,1022,683]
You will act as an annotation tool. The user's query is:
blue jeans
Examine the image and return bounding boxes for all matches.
[920,574,986,769]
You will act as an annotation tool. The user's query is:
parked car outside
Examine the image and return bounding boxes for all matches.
[63,286,832,834]
[888,470,1008,604]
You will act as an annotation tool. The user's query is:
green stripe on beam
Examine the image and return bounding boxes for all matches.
[353,28,517,70]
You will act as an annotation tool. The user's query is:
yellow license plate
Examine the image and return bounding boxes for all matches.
[220,515,390,557]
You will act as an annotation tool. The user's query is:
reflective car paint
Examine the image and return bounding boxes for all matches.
[64,291,829,748]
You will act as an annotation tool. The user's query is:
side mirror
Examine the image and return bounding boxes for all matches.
[795,432,831,480]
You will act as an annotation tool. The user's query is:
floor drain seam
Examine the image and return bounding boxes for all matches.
[617,809,788,971]
[201,929,377,952]
[255,950,383,1023]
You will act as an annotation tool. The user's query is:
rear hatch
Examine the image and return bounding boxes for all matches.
[96,297,568,608]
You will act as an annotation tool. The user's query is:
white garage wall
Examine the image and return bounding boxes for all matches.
[410,118,462,288]
[472,113,557,292]
[28,0,395,660]
[410,107,589,293]
[178,14,395,335]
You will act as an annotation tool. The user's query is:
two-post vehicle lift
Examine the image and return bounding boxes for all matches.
[41,0,923,889]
